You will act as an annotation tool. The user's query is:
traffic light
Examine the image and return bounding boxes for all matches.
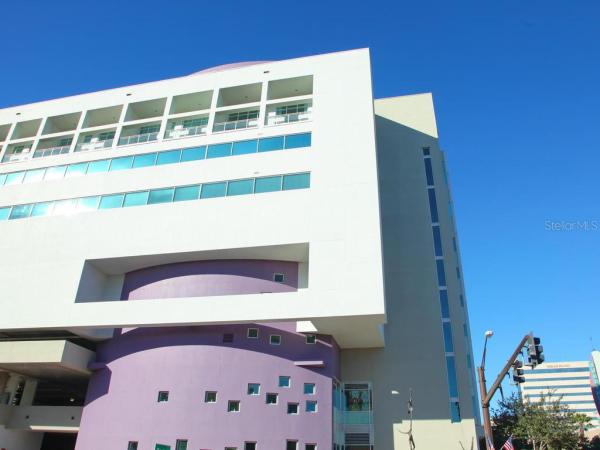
[527,336,545,367]
[512,360,526,383]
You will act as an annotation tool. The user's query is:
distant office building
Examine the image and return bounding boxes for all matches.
[0,49,479,450]
[521,358,600,432]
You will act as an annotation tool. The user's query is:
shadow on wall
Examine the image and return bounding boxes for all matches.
[85,323,340,405]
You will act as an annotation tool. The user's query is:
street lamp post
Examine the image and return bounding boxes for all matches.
[478,331,494,449]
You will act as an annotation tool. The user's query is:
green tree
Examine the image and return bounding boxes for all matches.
[491,392,592,450]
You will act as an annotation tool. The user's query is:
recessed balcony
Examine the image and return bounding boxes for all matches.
[213,109,259,133]
[75,129,116,152]
[170,90,212,115]
[82,105,123,128]
[0,124,10,142]
[42,112,81,135]
[34,136,73,159]
[11,118,41,140]
[118,122,160,146]
[217,83,262,107]
[266,101,312,126]
[164,115,209,140]
[267,75,313,100]
[1,142,34,163]
[124,98,166,122]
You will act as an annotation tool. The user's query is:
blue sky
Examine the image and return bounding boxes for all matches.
[2,0,599,403]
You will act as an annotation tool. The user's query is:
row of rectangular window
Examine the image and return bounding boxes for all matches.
[0,133,311,188]
[422,148,461,423]
[162,393,317,413]
[239,329,316,345]
[0,173,311,222]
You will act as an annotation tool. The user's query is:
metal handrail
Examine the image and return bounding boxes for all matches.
[75,139,114,152]
[213,118,259,133]
[33,145,71,159]
[165,125,208,139]
[267,110,312,126]
[118,132,158,146]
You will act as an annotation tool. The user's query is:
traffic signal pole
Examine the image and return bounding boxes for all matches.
[478,334,532,450]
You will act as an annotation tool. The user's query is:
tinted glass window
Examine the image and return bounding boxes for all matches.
[0,207,10,221]
[99,194,125,209]
[44,166,67,180]
[30,202,54,217]
[207,143,231,159]
[9,204,32,220]
[442,322,454,353]
[23,168,46,183]
[427,188,439,222]
[424,158,435,186]
[5,171,25,185]
[258,136,284,152]
[436,260,447,287]
[254,176,281,193]
[65,163,88,178]
[0,174,6,185]
[156,150,181,165]
[148,188,174,204]
[227,179,254,196]
[132,153,157,168]
[124,191,149,207]
[181,147,206,162]
[439,290,450,319]
[110,156,134,171]
[174,185,200,202]
[432,225,443,257]
[200,182,226,199]
[232,140,257,155]
[77,197,100,211]
[283,173,310,190]
[446,356,459,398]
[53,199,78,215]
[87,159,111,173]
[285,133,311,149]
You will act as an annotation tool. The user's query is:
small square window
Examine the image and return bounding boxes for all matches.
[422,147,431,156]
[247,383,260,395]
[244,443,256,450]
[205,391,217,403]
[247,328,259,339]
[286,441,298,450]
[306,400,317,413]
[157,391,169,402]
[305,334,316,344]
[225,448,237,450]
[273,273,285,283]
[266,393,278,404]
[128,442,138,450]
[176,440,188,450]
[270,335,281,345]
[227,400,240,412]
[223,333,234,343]
[305,445,316,450]
[287,403,299,414]
[279,376,291,388]
[304,383,315,395]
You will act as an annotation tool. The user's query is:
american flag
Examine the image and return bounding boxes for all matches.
[502,436,515,450]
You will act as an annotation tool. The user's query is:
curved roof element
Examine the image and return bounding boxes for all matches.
[189,61,271,76]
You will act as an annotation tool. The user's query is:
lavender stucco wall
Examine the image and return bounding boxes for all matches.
[122,260,299,300]
[76,324,339,450]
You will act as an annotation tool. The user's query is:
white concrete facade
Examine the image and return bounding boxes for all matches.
[0,49,479,449]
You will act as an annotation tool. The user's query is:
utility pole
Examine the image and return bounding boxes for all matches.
[478,332,544,450]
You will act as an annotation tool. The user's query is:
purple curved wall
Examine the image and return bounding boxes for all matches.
[122,259,299,300]
[76,324,339,450]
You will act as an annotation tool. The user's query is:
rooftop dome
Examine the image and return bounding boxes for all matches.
[189,61,271,76]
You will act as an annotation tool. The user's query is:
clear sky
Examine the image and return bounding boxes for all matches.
[2,0,598,404]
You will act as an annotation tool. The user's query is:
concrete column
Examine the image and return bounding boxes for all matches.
[19,379,38,406]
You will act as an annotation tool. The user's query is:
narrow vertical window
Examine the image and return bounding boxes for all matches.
[427,188,439,223]
[436,260,447,287]
[432,225,443,257]
[128,442,138,450]
[176,440,188,450]
[424,157,435,186]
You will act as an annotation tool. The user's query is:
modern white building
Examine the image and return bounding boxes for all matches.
[520,359,600,433]
[0,48,479,450]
